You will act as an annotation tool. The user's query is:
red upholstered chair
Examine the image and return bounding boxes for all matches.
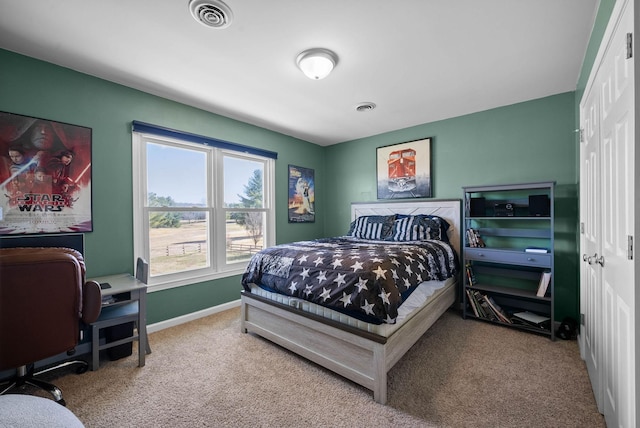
[0,247,102,406]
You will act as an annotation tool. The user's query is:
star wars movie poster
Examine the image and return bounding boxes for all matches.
[0,112,92,235]
[288,165,315,223]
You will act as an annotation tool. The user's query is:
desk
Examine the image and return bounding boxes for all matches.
[89,274,148,370]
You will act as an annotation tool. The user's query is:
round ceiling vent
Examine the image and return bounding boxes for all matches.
[355,102,376,112]
[189,0,233,29]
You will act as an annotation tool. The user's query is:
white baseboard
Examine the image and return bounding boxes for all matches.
[147,299,240,334]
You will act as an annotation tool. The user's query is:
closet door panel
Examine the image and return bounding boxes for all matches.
[579,1,635,426]
[579,83,602,409]
[598,2,635,425]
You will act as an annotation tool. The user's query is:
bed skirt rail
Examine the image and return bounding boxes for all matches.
[240,282,456,404]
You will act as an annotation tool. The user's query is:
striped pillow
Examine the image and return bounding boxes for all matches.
[388,216,424,241]
[388,215,450,242]
[348,215,396,240]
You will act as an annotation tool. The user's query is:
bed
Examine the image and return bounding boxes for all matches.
[240,199,461,404]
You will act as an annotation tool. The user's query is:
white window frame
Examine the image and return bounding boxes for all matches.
[132,131,275,291]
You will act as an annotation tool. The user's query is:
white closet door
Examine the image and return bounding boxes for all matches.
[579,78,602,411]
[599,2,635,426]
[580,1,636,426]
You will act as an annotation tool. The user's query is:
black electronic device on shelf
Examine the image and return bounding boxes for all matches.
[494,202,515,216]
[469,197,486,217]
[528,194,550,216]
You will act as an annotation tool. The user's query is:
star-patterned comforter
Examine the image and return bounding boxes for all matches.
[241,237,458,324]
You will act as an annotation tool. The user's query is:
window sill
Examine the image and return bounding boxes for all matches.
[146,267,246,293]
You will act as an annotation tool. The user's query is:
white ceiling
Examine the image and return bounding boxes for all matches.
[0,0,599,146]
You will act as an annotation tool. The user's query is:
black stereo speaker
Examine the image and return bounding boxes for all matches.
[529,195,550,216]
[470,197,486,217]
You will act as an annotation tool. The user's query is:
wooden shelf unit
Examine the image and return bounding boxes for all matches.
[462,181,555,339]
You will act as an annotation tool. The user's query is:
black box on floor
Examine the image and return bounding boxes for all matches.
[105,322,133,360]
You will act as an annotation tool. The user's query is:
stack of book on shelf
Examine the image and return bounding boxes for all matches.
[466,228,485,247]
[465,289,512,324]
[536,269,552,297]
[512,311,551,329]
[465,262,477,286]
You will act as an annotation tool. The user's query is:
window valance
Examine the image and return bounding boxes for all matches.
[131,121,278,159]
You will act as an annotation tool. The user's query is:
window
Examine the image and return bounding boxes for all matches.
[132,123,276,290]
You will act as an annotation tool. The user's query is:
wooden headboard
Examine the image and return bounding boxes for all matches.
[351,199,462,256]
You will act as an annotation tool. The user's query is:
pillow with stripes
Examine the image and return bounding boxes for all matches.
[388,215,450,242]
[347,215,396,240]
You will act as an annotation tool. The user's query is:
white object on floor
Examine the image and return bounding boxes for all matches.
[0,394,84,427]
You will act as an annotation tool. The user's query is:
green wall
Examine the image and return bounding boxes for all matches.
[324,94,578,234]
[0,0,614,325]
[0,49,325,324]
[324,93,580,320]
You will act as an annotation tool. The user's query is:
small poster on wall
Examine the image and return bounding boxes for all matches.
[288,165,315,223]
[0,111,93,235]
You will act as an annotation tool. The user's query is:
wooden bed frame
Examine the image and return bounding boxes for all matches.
[240,199,461,404]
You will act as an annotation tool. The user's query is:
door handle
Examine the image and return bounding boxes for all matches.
[585,253,598,264]
[584,253,604,266]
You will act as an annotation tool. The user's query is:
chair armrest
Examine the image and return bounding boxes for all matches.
[81,280,102,324]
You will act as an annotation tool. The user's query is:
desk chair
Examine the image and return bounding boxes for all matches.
[0,247,102,406]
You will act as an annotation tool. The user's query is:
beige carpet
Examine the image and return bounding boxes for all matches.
[29,307,604,427]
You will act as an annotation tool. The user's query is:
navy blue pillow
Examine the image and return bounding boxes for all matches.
[417,215,450,242]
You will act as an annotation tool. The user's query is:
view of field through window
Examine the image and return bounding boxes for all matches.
[146,143,265,276]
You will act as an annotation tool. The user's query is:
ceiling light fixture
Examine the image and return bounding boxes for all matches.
[296,48,338,80]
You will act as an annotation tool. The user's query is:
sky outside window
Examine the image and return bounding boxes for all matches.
[223,156,263,207]
[146,142,261,206]
[147,143,206,205]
